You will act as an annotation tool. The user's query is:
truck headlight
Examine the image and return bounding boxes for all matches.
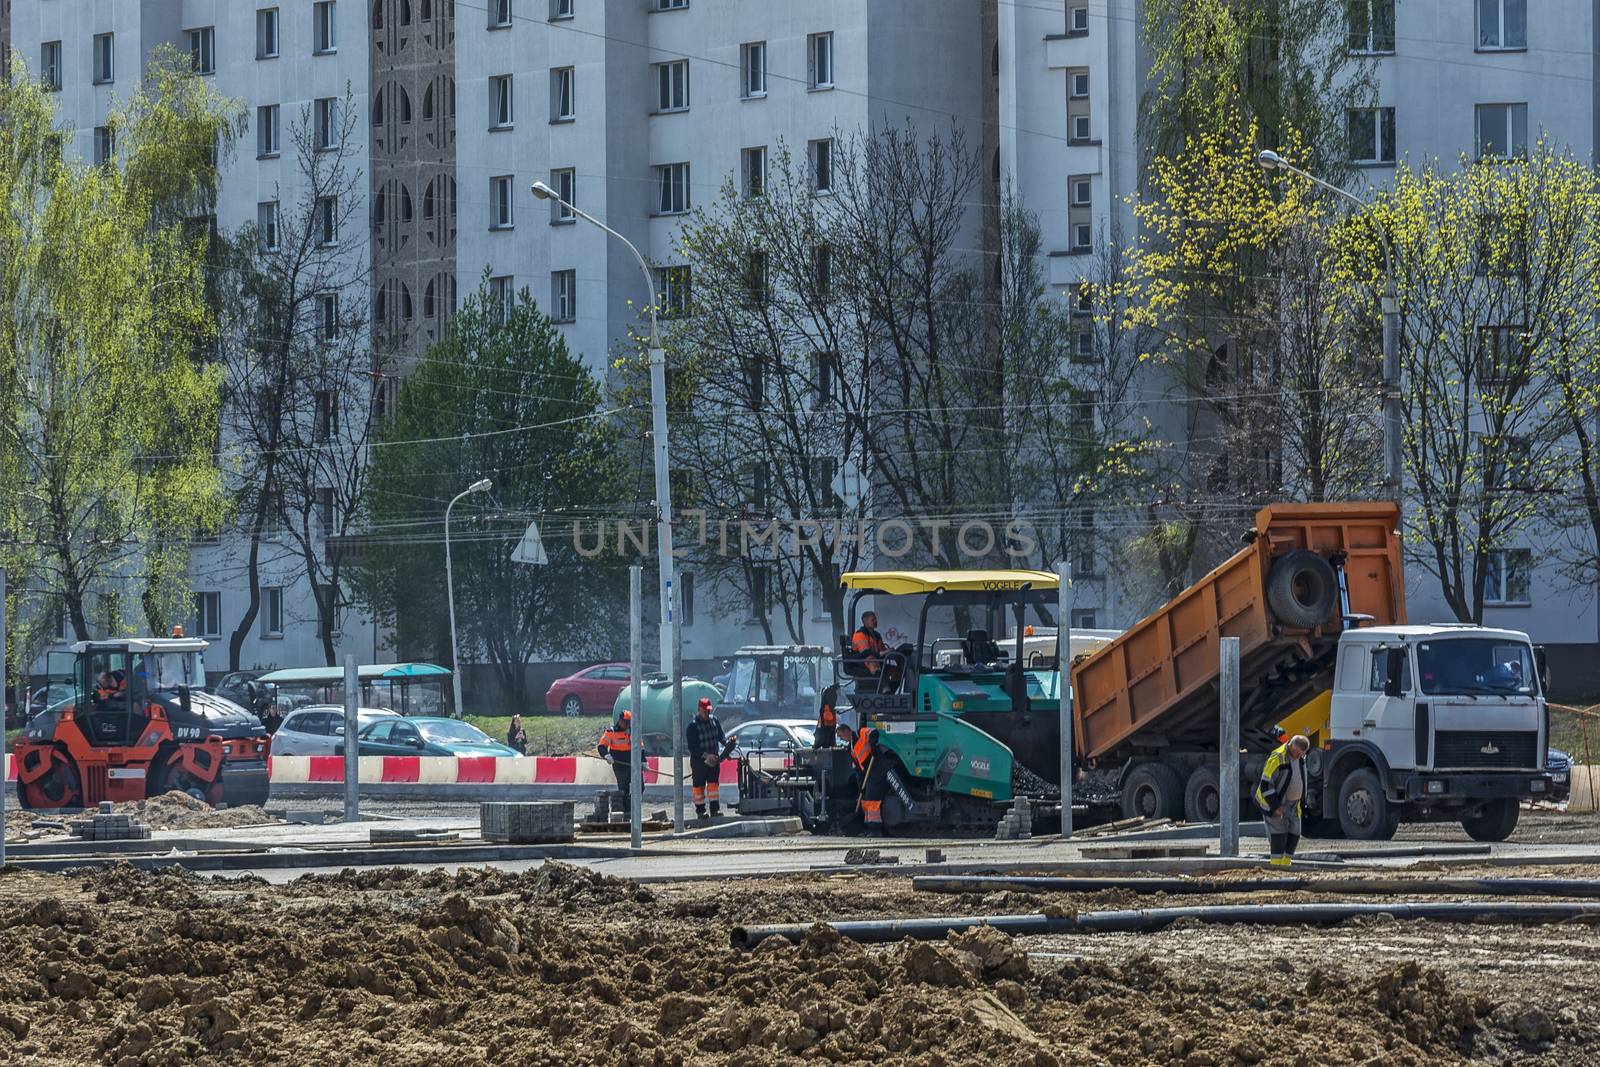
[1425,780,1445,794]
[1530,779,1546,793]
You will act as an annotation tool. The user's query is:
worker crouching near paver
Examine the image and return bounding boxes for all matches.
[686,697,728,820]
[1256,734,1311,867]
[598,710,635,807]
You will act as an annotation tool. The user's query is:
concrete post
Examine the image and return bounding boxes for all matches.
[671,580,684,834]
[1057,561,1073,839]
[629,565,644,850]
[1219,636,1241,857]
[343,654,359,823]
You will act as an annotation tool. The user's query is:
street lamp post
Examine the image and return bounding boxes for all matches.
[1258,150,1403,502]
[531,180,678,675]
[445,478,492,717]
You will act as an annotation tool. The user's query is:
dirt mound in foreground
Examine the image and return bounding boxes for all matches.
[0,862,1590,1065]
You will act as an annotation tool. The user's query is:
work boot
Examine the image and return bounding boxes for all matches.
[709,802,721,818]
[1268,855,1290,868]
[694,806,707,820]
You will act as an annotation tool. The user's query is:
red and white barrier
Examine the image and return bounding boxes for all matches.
[264,753,743,786]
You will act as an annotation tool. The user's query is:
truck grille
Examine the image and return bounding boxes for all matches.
[1433,730,1538,769]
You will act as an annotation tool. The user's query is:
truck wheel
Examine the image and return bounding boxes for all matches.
[1182,766,1222,823]
[1266,549,1338,629]
[1461,798,1520,842]
[1122,762,1184,820]
[1337,768,1398,841]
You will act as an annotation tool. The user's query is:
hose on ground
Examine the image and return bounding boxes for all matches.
[729,900,1600,949]
[909,875,1600,898]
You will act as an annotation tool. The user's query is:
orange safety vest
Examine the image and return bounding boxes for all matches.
[599,725,632,754]
[852,727,877,770]
[818,704,837,728]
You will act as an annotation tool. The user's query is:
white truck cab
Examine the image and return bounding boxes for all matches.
[1312,624,1551,840]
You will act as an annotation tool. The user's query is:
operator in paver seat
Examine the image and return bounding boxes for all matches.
[598,710,635,807]
[686,697,727,819]
[1256,734,1311,867]
[852,724,889,836]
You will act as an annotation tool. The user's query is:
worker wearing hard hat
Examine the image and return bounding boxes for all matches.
[1256,734,1311,867]
[685,696,728,819]
[597,710,636,806]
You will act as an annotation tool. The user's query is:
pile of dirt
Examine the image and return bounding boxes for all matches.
[0,861,1593,1065]
[111,791,277,831]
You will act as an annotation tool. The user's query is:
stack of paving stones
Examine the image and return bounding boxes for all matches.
[994,796,1033,840]
[480,800,576,844]
[71,801,153,842]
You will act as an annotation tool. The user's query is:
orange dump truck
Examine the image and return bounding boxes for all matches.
[1069,502,1552,840]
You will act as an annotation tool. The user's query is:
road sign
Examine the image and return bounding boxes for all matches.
[831,460,864,509]
[510,521,548,565]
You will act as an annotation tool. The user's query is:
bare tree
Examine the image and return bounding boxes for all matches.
[217,90,383,665]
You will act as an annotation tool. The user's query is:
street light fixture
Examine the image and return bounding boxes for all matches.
[1258,149,1403,502]
[531,179,679,673]
[445,477,492,718]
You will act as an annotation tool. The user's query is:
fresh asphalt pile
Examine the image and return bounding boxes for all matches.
[0,861,1597,1064]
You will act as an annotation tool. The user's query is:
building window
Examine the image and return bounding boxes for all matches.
[40,41,62,90]
[314,1,338,54]
[1072,114,1091,141]
[258,201,280,252]
[489,275,515,322]
[552,269,577,322]
[1070,71,1089,98]
[490,175,514,229]
[1346,0,1396,53]
[809,138,833,193]
[1069,4,1089,34]
[187,28,215,75]
[812,245,831,296]
[315,390,339,441]
[317,196,339,245]
[681,573,695,627]
[1477,325,1525,384]
[742,41,766,97]
[1484,548,1531,604]
[1347,106,1396,164]
[657,265,691,317]
[93,126,115,165]
[808,32,834,89]
[655,162,690,214]
[317,293,339,341]
[1073,511,1097,577]
[315,97,338,150]
[1478,0,1526,50]
[549,167,575,222]
[745,251,770,306]
[654,60,689,112]
[742,146,767,198]
[1070,176,1091,206]
[257,104,281,158]
[1073,328,1095,363]
[257,8,281,59]
[1070,608,1097,629]
[551,67,575,121]
[93,32,114,84]
[550,0,574,20]
[318,583,342,637]
[262,587,284,638]
[812,349,836,402]
[1072,222,1092,251]
[1476,103,1528,159]
[655,0,688,9]
[194,592,222,638]
[491,0,513,28]
[490,74,514,128]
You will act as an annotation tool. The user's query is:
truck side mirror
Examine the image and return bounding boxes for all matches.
[1383,648,1406,698]
[1534,646,1550,694]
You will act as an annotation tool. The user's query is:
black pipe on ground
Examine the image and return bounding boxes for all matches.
[729,900,1600,949]
[909,875,1600,898]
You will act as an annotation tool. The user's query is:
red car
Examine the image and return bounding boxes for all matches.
[544,663,657,716]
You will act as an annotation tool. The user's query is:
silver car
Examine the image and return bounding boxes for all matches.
[726,719,817,760]
[271,706,400,756]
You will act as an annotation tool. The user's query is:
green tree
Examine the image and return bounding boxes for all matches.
[0,52,240,640]
[356,282,629,710]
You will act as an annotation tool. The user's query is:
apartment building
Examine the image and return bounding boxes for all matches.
[6,0,1595,677]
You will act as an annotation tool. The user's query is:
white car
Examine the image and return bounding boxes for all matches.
[270,706,400,756]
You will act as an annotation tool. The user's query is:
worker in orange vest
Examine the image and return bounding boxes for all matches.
[597,710,635,806]
[816,697,839,749]
[851,724,888,835]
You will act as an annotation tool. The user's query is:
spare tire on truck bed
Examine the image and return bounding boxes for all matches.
[1266,549,1338,628]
